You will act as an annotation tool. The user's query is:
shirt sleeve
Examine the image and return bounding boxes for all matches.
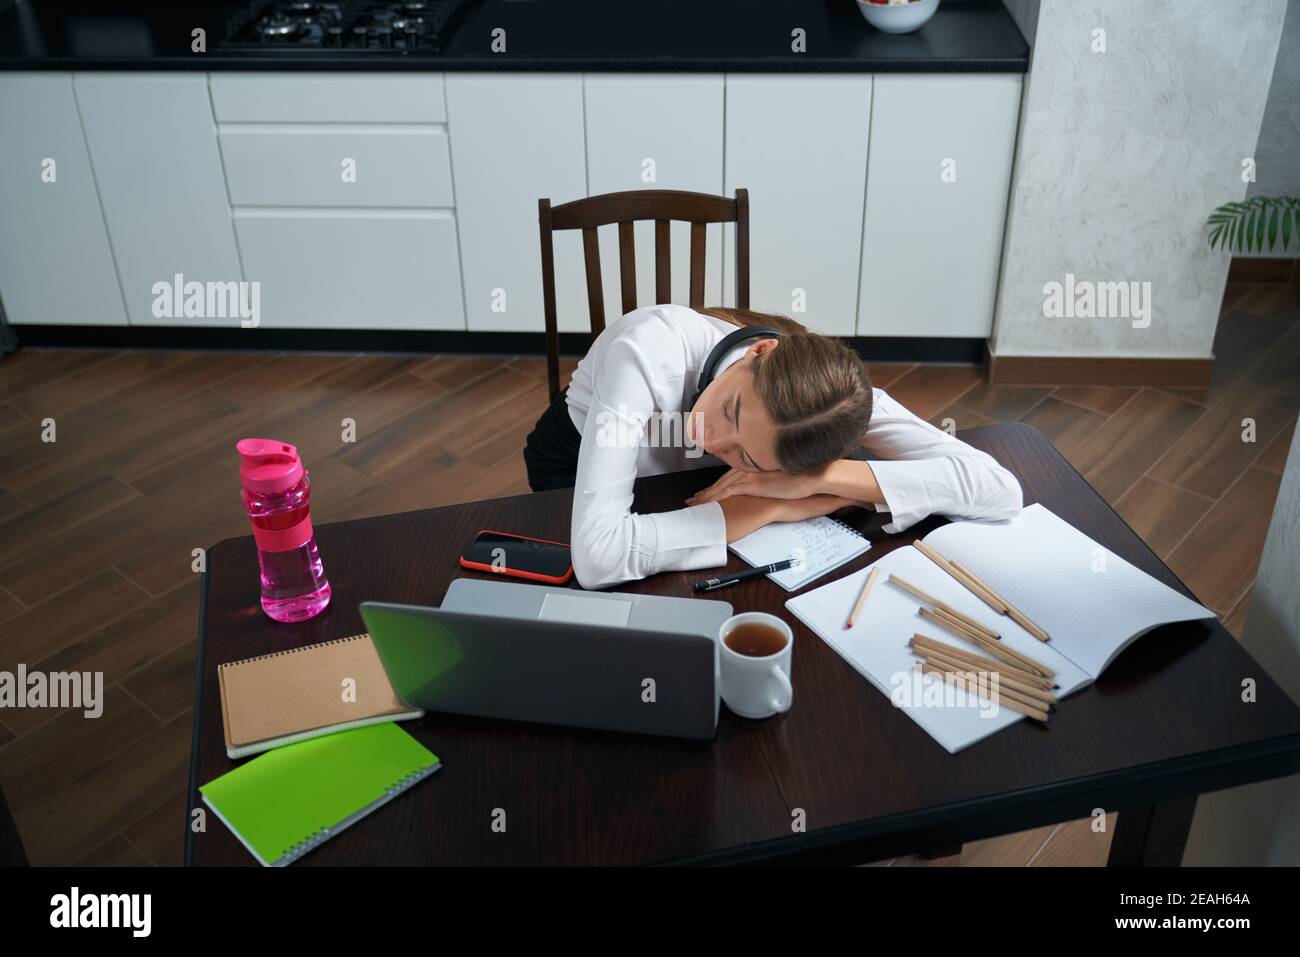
[568,328,728,590]
[859,388,1023,535]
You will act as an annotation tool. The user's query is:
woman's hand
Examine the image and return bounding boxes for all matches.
[686,467,826,506]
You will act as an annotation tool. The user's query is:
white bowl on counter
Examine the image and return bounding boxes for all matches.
[856,0,941,35]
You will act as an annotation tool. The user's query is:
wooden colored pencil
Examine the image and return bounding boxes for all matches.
[909,634,1054,690]
[913,539,1009,614]
[918,605,1051,677]
[916,608,1054,679]
[925,655,1055,707]
[921,650,1057,705]
[922,605,995,647]
[948,558,1051,643]
[845,566,881,629]
[887,574,1000,640]
[917,662,1049,723]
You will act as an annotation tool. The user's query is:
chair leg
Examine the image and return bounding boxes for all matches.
[0,783,28,866]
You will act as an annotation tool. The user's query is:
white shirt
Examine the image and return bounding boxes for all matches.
[565,304,1023,590]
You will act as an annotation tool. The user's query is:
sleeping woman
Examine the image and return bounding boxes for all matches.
[523,304,1022,590]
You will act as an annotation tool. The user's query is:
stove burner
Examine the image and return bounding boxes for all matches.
[224,0,475,52]
[260,13,303,38]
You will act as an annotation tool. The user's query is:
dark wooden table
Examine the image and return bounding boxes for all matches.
[186,423,1300,865]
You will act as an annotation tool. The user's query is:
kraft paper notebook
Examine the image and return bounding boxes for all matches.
[785,503,1216,753]
[200,722,440,866]
[218,633,423,759]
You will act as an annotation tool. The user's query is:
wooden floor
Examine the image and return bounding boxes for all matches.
[0,278,1295,867]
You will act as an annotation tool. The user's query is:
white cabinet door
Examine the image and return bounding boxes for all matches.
[585,75,724,320]
[723,76,872,337]
[219,126,455,208]
[74,73,243,327]
[858,75,1021,338]
[0,73,125,326]
[446,74,587,333]
[234,210,465,331]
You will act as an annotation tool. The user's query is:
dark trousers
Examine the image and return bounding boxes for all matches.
[524,388,583,492]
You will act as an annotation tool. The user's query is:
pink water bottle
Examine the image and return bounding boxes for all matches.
[237,438,331,623]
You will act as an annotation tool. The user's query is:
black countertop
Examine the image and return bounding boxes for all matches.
[0,0,1029,71]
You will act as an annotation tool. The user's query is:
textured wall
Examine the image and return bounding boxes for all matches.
[991,0,1287,359]
[1249,0,1300,201]
[1183,426,1300,866]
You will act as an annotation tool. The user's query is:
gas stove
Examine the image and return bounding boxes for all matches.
[222,0,476,52]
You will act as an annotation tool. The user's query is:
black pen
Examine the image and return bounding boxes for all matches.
[692,558,799,593]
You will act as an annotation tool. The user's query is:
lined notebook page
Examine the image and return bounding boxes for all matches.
[786,547,1090,753]
[729,516,870,591]
[924,504,1215,677]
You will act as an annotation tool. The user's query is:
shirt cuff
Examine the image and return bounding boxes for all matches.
[865,459,930,535]
[646,501,728,574]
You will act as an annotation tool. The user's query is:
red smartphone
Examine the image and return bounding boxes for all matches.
[459,529,574,585]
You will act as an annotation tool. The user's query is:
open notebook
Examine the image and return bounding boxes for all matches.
[785,503,1216,752]
[729,514,871,591]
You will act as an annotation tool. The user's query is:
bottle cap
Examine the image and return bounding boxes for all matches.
[236,438,305,494]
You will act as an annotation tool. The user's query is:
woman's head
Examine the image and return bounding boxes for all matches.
[690,308,874,475]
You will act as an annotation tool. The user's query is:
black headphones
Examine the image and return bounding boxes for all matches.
[689,326,785,411]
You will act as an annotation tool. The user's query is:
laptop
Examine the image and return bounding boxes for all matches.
[359,578,733,740]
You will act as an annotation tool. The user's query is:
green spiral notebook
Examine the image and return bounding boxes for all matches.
[200,722,440,866]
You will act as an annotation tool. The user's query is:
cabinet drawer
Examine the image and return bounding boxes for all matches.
[221,127,453,208]
[233,210,465,330]
[210,74,445,123]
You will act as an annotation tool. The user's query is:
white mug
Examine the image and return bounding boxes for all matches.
[719,612,794,719]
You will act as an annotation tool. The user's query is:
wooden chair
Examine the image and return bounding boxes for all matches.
[537,188,750,402]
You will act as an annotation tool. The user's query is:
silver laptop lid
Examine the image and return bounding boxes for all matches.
[360,601,719,740]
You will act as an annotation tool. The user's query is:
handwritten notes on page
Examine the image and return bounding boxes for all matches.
[730,516,870,591]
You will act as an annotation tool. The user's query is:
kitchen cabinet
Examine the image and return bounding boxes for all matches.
[723,75,873,338]
[8,67,1022,345]
[219,127,455,208]
[209,73,446,124]
[0,73,125,326]
[212,71,462,330]
[234,210,465,330]
[74,73,243,327]
[446,74,588,333]
[857,75,1021,338]
[584,75,725,319]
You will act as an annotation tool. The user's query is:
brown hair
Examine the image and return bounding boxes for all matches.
[698,307,874,475]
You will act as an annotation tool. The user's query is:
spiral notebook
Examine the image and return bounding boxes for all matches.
[729,515,871,591]
[200,721,440,866]
[218,633,423,759]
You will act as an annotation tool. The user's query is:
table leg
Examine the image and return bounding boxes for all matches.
[1107,796,1198,867]
[921,844,963,860]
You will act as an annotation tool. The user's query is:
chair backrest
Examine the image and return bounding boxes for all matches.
[537,188,750,401]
